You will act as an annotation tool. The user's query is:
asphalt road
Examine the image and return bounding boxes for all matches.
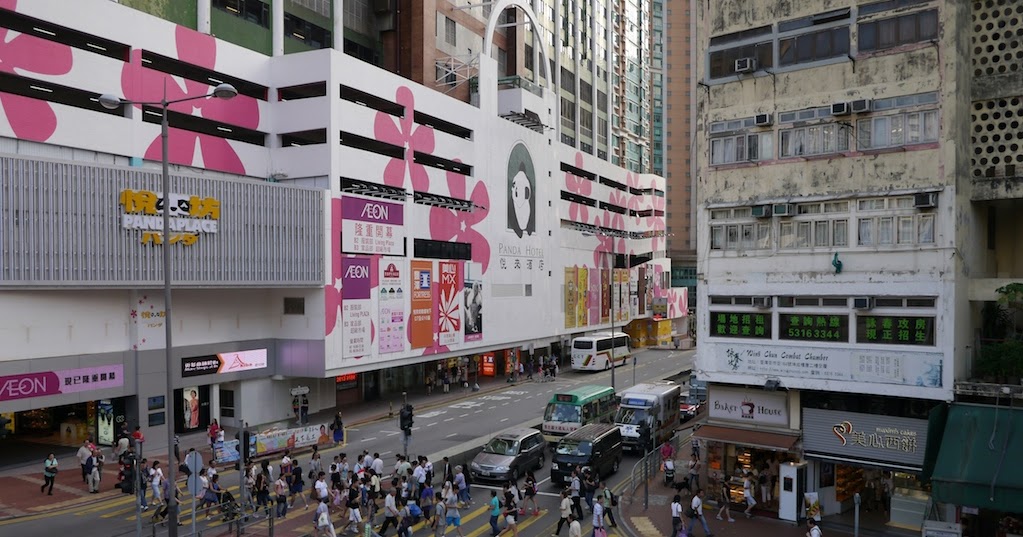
[0,348,694,537]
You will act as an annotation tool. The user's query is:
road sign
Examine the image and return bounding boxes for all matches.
[290,386,310,396]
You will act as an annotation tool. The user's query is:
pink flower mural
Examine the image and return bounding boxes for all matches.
[565,152,592,223]
[325,198,344,336]
[667,287,690,318]
[119,26,259,175]
[592,210,626,269]
[429,163,492,273]
[374,86,436,191]
[0,0,73,142]
[626,172,644,225]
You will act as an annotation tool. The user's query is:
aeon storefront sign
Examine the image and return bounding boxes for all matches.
[0,365,125,402]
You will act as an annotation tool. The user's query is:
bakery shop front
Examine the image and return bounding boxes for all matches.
[801,408,931,533]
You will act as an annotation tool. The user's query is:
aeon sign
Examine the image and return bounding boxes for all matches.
[340,195,405,256]
[0,365,125,402]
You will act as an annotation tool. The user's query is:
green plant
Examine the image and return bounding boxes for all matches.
[997,282,1023,309]
[975,341,1023,379]
[981,302,1013,340]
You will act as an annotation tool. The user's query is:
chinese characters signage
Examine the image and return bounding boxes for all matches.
[437,261,463,346]
[856,315,935,346]
[119,189,220,246]
[711,311,772,339]
[181,349,268,377]
[410,260,434,348]
[779,314,849,342]
[378,259,406,354]
[0,365,124,402]
[341,257,372,356]
[802,408,929,468]
[714,343,943,387]
[340,195,405,256]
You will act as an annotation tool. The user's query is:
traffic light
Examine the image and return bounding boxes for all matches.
[399,404,414,434]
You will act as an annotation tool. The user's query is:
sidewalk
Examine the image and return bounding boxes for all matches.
[0,372,526,520]
[617,468,915,537]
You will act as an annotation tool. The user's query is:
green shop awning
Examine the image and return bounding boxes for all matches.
[926,403,1023,514]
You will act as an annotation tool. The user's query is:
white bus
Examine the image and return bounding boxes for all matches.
[571,332,631,371]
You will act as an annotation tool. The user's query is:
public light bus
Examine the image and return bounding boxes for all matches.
[542,384,618,443]
[571,332,631,371]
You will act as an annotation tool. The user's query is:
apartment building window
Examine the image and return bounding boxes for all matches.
[710,133,773,165]
[445,17,457,46]
[780,219,848,248]
[779,26,850,67]
[708,41,773,78]
[856,110,938,149]
[710,222,771,250]
[779,123,850,157]
[561,97,575,130]
[857,196,935,246]
[858,10,938,53]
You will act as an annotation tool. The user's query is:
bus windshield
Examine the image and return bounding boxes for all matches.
[615,407,649,425]
[573,340,594,350]
[545,403,581,423]
[555,440,592,456]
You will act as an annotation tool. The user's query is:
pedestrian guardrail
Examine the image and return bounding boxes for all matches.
[627,429,696,510]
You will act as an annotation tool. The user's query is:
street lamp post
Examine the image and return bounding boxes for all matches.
[99,82,238,537]
[583,230,622,391]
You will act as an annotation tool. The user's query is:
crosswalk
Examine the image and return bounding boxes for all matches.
[56,484,626,537]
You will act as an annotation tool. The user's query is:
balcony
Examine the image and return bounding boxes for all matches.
[969,200,1023,301]
[497,76,548,133]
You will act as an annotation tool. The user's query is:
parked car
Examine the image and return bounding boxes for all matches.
[470,427,546,482]
[550,423,624,485]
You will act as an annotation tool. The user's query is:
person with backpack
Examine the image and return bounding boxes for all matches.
[599,481,618,527]
[41,453,58,495]
[715,479,735,523]
[255,470,271,517]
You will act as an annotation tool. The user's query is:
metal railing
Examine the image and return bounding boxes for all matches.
[628,429,696,510]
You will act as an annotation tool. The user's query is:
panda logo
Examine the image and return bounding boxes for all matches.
[506,142,536,238]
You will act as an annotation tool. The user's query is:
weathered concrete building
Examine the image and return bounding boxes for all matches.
[690,0,1023,532]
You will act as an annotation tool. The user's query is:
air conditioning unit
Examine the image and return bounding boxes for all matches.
[850,99,872,114]
[751,205,772,218]
[831,102,851,116]
[753,296,773,309]
[772,203,796,217]
[914,192,938,209]
[754,113,773,126]
[734,57,758,74]
[853,297,875,310]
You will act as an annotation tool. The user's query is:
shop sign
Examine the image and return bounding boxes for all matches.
[0,365,124,402]
[341,195,405,255]
[779,314,849,343]
[181,349,268,377]
[856,315,935,346]
[341,257,372,356]
[410,260,434,348]
[710,311,771,339]
[707,386,789,427]
[713,343,943,388]
[335,373,358,390]
[119,189,220,246]
[438,261,463,346]
[802,408,929,468]
[378,259,407,354]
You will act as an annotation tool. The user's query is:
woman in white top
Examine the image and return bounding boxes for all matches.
[150,461,165,503]
[742,472,757,518]
[670,494,686,537]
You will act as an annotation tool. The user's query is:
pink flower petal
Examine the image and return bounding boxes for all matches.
[174,26,217,70]
[1,32,73,76]
[410,124,435,155]
[197,135,247,176]
[374,110,405,148]
[382,158,407,188]
[0,92,58,141]
[394,87,416,135]
[409,163,431,192]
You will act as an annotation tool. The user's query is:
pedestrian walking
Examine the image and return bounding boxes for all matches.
[77,439,93,484]
[86,449,103,493]
[255,470,271,517]
[568,514,581,537]
[523,471,539,515]
[331,412,345,446]
[315,498,337,537]
[300,395,310,424]
[583,469,597,512]
[806,518,823,537]
[599,482,618,527]
[715,480,735,522]
[591,495,606,537]
[454,466,470,506]
[687,454,702,492]
[488,490,501,536]
[742,472,757,518]
[41,453,58,495]
[275,473,290,519]
[554,489,572,535]
[670,494,687,537]
[208,419,221,451]
[291,458,310,509]
[444,482,465,537]
[687,488,713,537]
[569,470,583,520]
[499,489,518,537]
[431,492,447,537]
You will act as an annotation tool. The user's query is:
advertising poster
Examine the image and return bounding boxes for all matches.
[481,352,496,376]
[576,267,589,328]
[588,268,600,326]
[638,267,647,314]
[564,267,577,329]
[97,399,114,446]
[463,262,483,342]
[182,348,268,377]
[614,269,628,323]
[130,292,165,350]
[804,492,822,521]
[378,258,406,354]
[340,195,405,255]
[251,423,332,458]
[601,269,611,324]
[183,386,200,430]
[410,260,434,348]
[437,261,463,347]
[341,257,372,357]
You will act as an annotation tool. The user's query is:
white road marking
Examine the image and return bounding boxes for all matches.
[417,410,448,419]
[488,406,497,410]
[426,422,437,428]
[445,433,458,438]
[500,418,509,422]
[474,410,483,414]
[384,431,401,437]
[505,391,528,395]
[443,417,455,422]
[502,402,510,406]
[459,413,469,418]
[481,395,512,401]
[362,437,377,442]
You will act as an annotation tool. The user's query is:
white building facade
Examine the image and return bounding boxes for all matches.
[0,0,679,447]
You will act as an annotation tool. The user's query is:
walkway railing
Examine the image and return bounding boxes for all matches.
[627,428,697,510]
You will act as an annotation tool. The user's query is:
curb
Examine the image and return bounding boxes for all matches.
[0,379,529,522]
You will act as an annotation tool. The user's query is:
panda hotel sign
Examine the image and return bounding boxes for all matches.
[119,189,221,246]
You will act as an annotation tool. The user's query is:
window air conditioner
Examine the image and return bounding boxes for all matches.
[853,297,875,310]
[753,296,773,309]
[772,203,796,217]
[850,99,872,114]
[831,102,851,116]
[914,192,938,209]
[754,113,773,126]
[734,57,758,74]
[751,205,772,218]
